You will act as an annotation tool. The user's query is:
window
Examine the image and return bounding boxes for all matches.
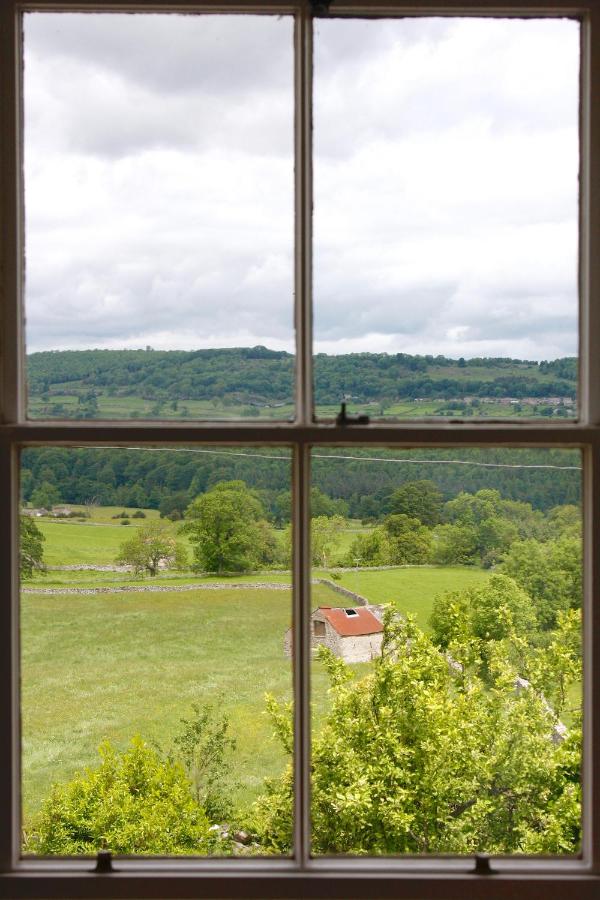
[314,620,326,636]
[1,0,600,898]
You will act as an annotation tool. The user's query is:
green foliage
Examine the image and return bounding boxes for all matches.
[170,702,237,822]
[21,444,581,524]
[526,610,582,719]
[501,537,582,629]
[546,505,581,539]
[310,515,346,568]
[115,520,187,576]
[27,348,576,413]
[254,614,580,855]
[382,514,432,564]
[345,515,431,567]
[20,516,46,578]
[431,523,479,565]
[430,574,537,652]
[183,481,276,573]
[432,489,528,566]
[30,481,60,510]
[25,737,218,855]
[387,480,443,526]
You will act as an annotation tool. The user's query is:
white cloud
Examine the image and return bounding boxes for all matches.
[24,13,579,361]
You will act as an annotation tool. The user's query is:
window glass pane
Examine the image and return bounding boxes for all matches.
[20,445,293,856]
[304,447,582,856]
[314,18,579,421]
[23,13,294,421]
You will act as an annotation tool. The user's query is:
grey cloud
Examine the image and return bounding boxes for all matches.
[25,13,293,97]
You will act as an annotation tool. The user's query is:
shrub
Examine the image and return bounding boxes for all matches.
[253,614,580,856]
[25,738,220,856]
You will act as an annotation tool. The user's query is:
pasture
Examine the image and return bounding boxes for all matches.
[21,510,493,822]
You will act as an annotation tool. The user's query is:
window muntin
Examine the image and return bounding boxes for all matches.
[23,13,295,422]
[313,17,580,421]
[1,1,599,896]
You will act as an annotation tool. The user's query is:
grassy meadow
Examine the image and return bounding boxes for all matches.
[21,508,493,823]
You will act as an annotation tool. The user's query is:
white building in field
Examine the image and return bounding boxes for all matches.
[284,605,385,664]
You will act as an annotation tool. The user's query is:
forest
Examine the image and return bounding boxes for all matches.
[27,348,577,414]
[22,445,582,523]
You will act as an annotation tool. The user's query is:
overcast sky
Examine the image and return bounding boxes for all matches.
[24,13,579,360]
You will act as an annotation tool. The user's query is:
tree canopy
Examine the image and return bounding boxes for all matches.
[115,520,187,577]
[254,611,581,855]
[183,480,276,573]
[19,516,45,578]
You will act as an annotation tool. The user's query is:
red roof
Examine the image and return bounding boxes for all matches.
[318,606,383,637]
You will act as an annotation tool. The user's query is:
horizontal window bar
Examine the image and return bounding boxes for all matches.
[12,1,594,12]
[1,423,598,446]
[2,869,600,899]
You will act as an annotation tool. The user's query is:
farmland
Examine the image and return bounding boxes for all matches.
[20,509,491,821]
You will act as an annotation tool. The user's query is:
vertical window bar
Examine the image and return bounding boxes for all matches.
[292,440,311,866]
[294,5,314,425]
[0,2,24,425]
[581,10,600,428]
[0,443,20,871]
[583,441,600,872]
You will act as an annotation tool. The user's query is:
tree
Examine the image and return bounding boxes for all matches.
[431,523,479,565]
[311,515,346,568]
[429,574,538,679]
[501,536,582,629]
[183,480,275,574]
[159,491,190,521]
[20,516,45,578]
[387,480,443,526]
[443,489,503,526]
[25,738,218,855]
[382,514,432,564]
[30,481,60,510]
[115,521,187,577]
[254,613,580,855]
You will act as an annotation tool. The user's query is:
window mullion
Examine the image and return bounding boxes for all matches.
[0,2,23,426]
[0,442,20,872]
[582,444,600,872]
[292,441,311,866]
[581,10,600,427]
[294,4,314,426]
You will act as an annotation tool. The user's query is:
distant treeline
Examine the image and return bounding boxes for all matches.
[27,348,577,406]
[21,446,581,521]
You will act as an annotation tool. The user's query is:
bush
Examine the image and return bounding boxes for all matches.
[25,738,220,855]
[132,510,146,519]
[253,614,580,856]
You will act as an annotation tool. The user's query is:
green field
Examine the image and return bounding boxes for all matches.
[28,392,556,421]
[21,510,497,822]
[22,555,492,822]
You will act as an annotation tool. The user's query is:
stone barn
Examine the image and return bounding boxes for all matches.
[284,605,385,663]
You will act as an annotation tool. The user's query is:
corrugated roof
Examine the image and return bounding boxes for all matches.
[319,606,383,637]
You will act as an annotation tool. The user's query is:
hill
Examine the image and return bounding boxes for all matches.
[27,347,576,419]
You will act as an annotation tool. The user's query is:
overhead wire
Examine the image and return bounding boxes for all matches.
[71,445,582,471]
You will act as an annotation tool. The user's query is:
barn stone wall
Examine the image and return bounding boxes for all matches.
[339,632,383,663]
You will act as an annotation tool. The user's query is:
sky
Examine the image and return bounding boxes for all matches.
[24,13,579,360]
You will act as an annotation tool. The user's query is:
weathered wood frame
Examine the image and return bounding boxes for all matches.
[2,1,600,896]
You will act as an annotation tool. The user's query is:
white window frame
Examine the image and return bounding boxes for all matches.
[1,1,600,896]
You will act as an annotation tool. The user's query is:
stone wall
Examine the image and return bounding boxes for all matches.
[313,578,369,606]
[339,632,383,664]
